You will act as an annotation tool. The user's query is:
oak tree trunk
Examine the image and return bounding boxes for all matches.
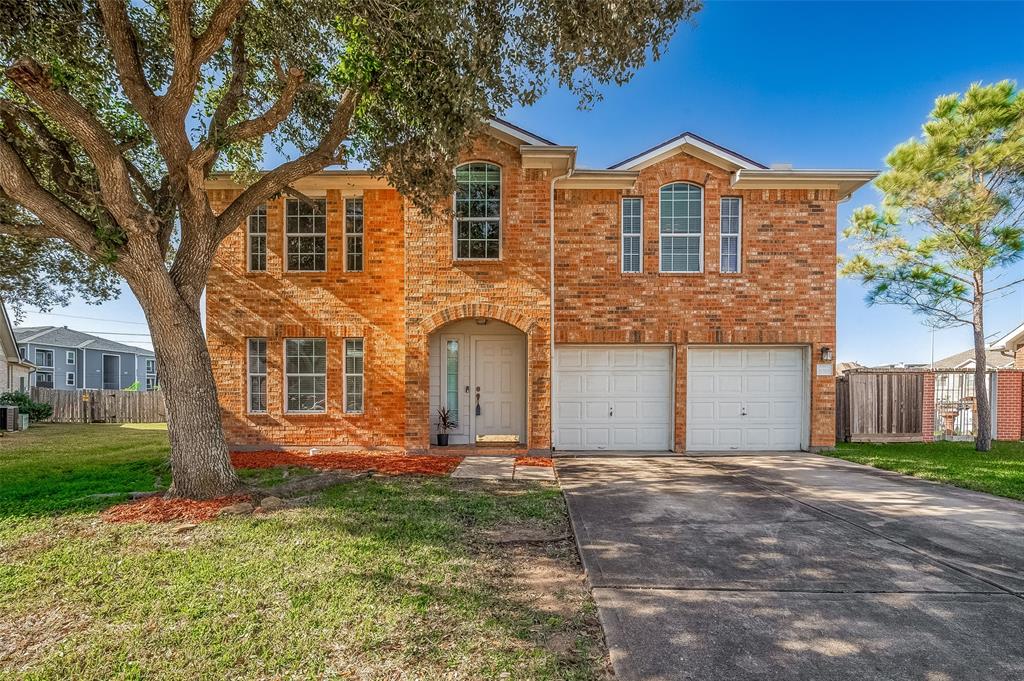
[131,269,240,498]
[972,277,992,452]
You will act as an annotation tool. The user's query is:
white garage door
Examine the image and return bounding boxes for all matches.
[554,346,673,451]
[686,347,807,451]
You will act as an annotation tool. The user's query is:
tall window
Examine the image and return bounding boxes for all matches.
[621,197,643,273]
[454,162,500,259]
[247,338,267,413]
[35,349,53,367]
[720,197,742,273]
[66,350,75,365]
[344,338,364,413]
[445,339,459,425]
[285,339,326,412]
[65,372,75,386]
[659,182,703,272]
[345,197,364,272]
[146,358,156,374]
[285,198,327,271]
[248,204,267,271]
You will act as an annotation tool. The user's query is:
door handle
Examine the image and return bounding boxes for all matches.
[609,406,614,417]
[741,407,747,416]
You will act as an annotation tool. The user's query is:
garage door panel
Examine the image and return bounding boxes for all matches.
[554,346,673,451]
[687,347,806,452]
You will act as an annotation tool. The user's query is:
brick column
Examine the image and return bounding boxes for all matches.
[995,370,1024,441]
[921,372,935,443]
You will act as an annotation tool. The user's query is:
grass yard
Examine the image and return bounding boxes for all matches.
[0,424,608,680]
[830,440,1024,501]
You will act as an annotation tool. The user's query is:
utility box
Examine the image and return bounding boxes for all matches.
[0,405,18,431]
[18,414,29,431]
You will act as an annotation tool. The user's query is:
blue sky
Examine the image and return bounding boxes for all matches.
[16,1,1024,363]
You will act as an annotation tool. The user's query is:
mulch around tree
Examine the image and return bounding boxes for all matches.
[515,456,554,468]
[231,451,464,476]
[101,495,250,524]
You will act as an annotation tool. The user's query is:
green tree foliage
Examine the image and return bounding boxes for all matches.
[0,0,699,496]
[0,391,54,422]
[842,81,1024,451]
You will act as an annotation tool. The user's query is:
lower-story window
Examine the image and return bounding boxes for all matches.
[36,371,53,387]
[344,338,364,413]
[285,338,326,412]
[248,338,267,412]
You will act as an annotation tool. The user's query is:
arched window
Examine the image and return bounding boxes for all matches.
[659,182,703,272]
[454,162,501,259]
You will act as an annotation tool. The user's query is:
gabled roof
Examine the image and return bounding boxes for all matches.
[609,131,768,171]
[487,117,555,147]
[991,321,1024,352]
[14,325,154,356]
[932,348,1014,369]
[1,299,33,367]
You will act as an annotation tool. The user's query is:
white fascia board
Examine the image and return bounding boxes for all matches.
[487,119,553,147]
[519,145,576,173]
[991,321,1024,350]
[609,134,763,172]
[559,169,639,190]
[731,169,879,200]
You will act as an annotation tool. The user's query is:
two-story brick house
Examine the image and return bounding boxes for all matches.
[206,119,875,454]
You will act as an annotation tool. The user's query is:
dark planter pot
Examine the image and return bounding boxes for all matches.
[436,433,450,447]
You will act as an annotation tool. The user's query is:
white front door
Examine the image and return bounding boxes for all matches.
[686,346,807,451]
[553,346,674,451]
[473,337,526,442]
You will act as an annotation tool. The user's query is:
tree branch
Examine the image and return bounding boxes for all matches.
[5,58,154,234]
[96,0,159,117]
[194,0,249,65]
[215,88,359,238]
[0,136,105,256]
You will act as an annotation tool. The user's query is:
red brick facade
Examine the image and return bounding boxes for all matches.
[206,130,844,453]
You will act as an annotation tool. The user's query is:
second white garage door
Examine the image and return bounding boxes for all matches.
[553,346,673,451]
[686,346,807,451]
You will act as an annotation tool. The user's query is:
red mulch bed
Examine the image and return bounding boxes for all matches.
[515,456,554,468]
[101,495,250,524]
[230,451,463,477]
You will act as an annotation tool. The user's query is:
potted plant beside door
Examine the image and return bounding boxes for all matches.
[436,407,456,447]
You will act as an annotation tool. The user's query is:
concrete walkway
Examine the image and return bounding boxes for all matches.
[558,454,1024,681]
[450,456,555,482]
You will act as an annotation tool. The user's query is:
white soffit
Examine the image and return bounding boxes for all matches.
[730,169,879,200]
[609,132,766,172]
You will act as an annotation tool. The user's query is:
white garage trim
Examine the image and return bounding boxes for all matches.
[686,345,810,452]
[553,345,675,451]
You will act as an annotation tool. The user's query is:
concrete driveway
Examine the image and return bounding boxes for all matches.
[557,454,1024,681]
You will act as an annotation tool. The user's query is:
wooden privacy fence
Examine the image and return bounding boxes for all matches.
[836,370,925,442]
[30,387,166,424]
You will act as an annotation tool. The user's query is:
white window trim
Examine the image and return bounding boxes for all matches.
[283,338,327,414]
[283,197,328,273]
[658,182,705,274]
[65,371,75,386]
[145,358,156,375]
[247,338,267,414]
[246,205,267,273]
[452,161,503,261]
[36,349,53,368]
[66,350,75,365]
[621,196,644,274]
[719,196,742,274]
[344,196,364,273]
[343,337,365,414]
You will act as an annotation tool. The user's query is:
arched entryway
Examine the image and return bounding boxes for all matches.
[428,318,527,445]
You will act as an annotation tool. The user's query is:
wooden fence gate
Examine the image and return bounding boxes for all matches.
[30,387,167,424]
[835,371,924,442]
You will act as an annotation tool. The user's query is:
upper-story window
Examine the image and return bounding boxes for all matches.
[35,349,53,367]
[659,182,703,273]
[454,162,500,259]
[146,358,156,374]
[621,197,643,273]
[285,198,327,271]
[248,204,267,271]
[720,197,742,273]
[66,350,75,365]
[345,197,364,272]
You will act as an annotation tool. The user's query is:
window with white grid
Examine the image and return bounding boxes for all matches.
[659,183,703,273]
[285,198,326,271]
[621,197,643,273]
[345,198,364,272]
[720,197,742,273]
[454,162,500,259]
[248,204,267,271]
[248,338,267,413]
[344,338,364,413]
[285,338,326,412]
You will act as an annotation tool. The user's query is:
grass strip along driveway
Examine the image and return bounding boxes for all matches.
[830,440,1024,501]
[0,424,607,680]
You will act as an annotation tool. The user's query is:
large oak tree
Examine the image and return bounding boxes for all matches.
[0,0,698,497]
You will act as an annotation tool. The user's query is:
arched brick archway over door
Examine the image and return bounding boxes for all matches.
[406,304,550,452]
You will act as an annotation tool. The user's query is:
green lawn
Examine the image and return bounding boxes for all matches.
[830,440,1024,501]
[0,424,607,679]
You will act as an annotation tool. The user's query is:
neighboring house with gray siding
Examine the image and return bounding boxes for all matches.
[1,300,34,393]
[14,326,157,391]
